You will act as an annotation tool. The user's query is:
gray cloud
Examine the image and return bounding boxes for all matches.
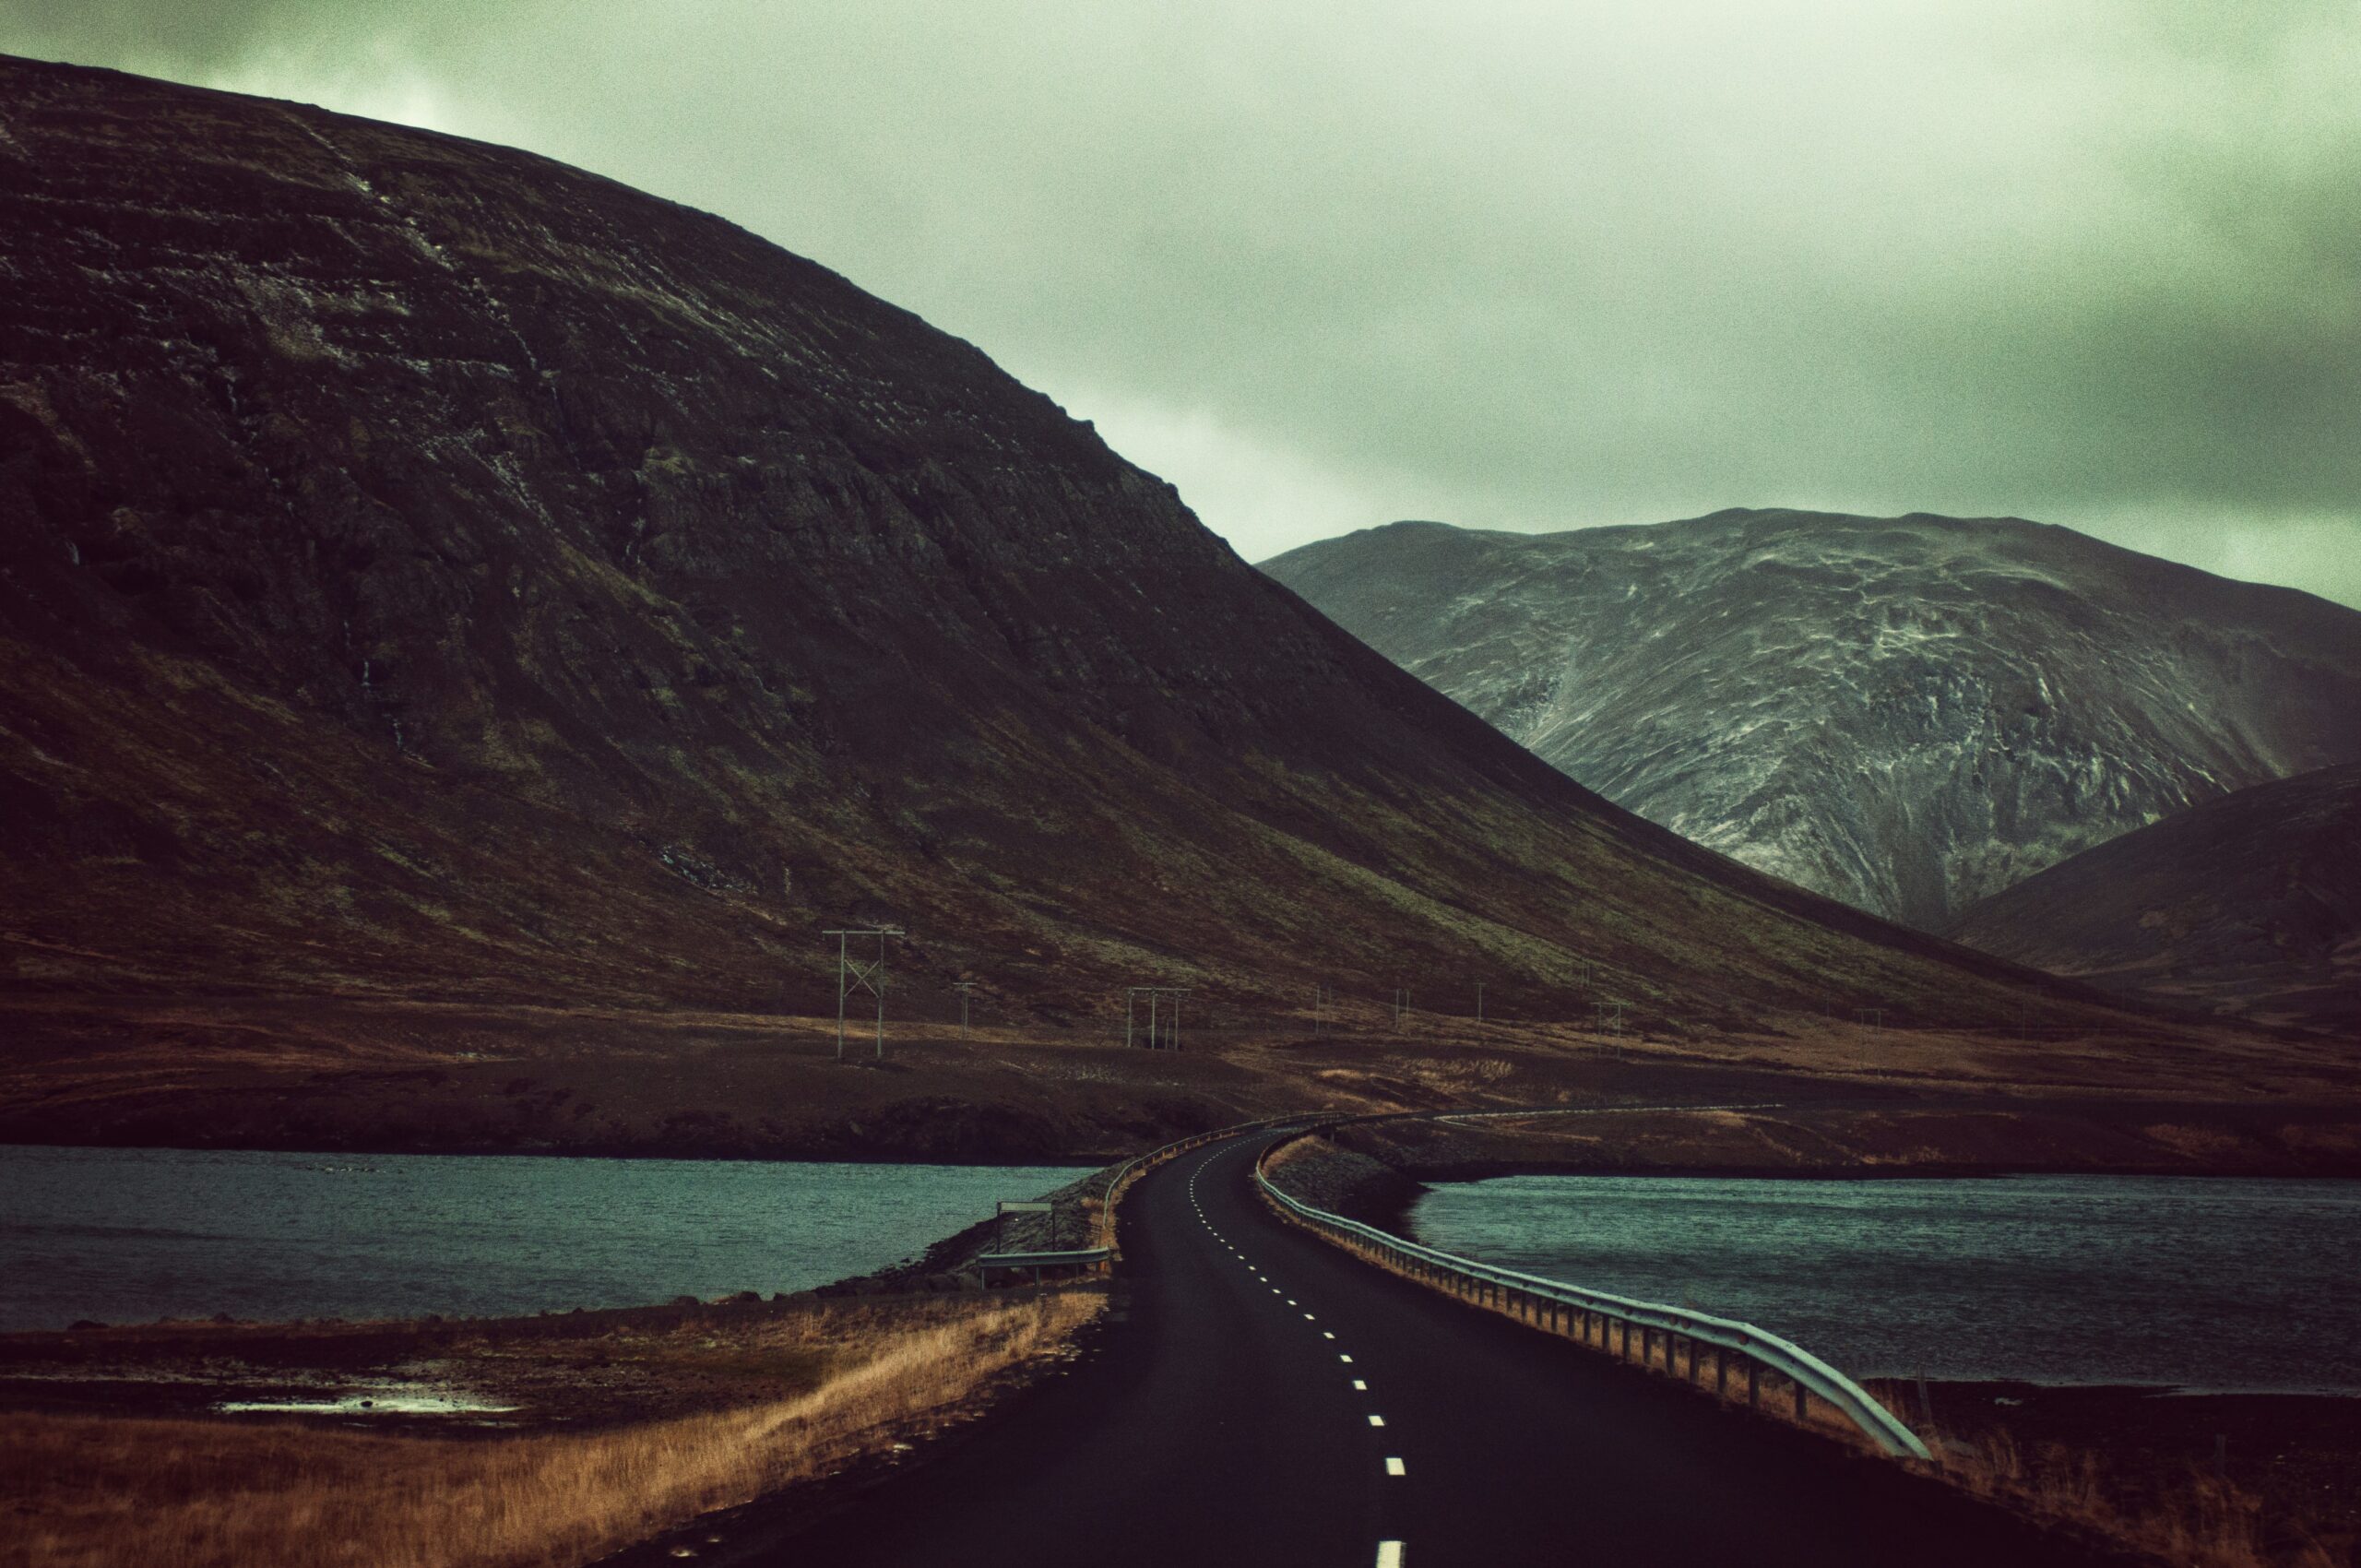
[9,0,2359,606]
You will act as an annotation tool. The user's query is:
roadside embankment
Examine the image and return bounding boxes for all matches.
[0,1287,1103,1568]
[1257,1134,1428,1232]
[1889,1382,2361,1568]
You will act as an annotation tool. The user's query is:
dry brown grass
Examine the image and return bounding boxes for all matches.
[1,1289,1102,1568]
[1866,1386,2343,1568]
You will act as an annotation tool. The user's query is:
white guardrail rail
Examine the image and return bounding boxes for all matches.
[1252,1134,1933,1461]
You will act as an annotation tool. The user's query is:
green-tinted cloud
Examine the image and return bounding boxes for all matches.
[8,0,2358,605]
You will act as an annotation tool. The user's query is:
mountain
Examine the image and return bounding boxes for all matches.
[1263,512,2361,931]
[0,57,2201,1159]
[1944,764,2361,1035]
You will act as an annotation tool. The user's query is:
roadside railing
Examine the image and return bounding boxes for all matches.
[1252,1136,1932,1461]
[1086,1112,1322,1254]
[971,1113,1323,1285]
[973,1245,1116,1284]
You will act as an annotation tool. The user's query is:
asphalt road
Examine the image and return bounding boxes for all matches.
[760,1133,2125,1568]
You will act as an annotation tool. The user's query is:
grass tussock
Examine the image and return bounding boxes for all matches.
[1,1289,1101,1568]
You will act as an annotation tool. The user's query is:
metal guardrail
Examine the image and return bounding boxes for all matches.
[1088,1112,1320,1253]
[1252,1136,1932,1461]
[973,1246,1113,1283]
[968,1113,1320,1285]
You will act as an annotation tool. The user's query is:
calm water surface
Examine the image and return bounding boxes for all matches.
[0,1145,1089,1331]
[1411,1174,2361,1392]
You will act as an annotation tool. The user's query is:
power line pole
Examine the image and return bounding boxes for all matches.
[824,927,903,1061]
[1476,980,1485,1024]
[1125,986,1190,1049]
[954,980,976,1040]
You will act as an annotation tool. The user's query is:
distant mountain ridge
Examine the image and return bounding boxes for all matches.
[1945,764,2361,1035]
[1263,510,2361,929]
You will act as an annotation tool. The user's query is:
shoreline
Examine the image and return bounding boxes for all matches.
[17,1130,2361,1567]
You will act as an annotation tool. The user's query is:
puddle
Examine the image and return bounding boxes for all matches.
[217,1385,518,1416]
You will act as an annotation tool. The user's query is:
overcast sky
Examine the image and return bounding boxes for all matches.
[12,1,2361,605]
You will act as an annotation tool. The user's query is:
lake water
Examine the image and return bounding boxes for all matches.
[0,1145,1090,1331]
[1410,1174,2361,1394]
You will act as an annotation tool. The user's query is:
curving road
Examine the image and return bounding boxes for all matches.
[758,1132,2123,1567]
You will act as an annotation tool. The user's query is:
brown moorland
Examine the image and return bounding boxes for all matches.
[0,1287,1104,1568]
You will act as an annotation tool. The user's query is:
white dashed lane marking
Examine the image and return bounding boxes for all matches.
[1200,1142,1406,1568]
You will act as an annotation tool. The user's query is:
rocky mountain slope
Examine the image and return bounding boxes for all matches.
[0,54,2193,1141]
[1945,764,2361,1035]
[1264,513,2361,930]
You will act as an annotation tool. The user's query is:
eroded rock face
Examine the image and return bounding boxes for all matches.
[1264,512,2361,930]
[0,58,2092,1035]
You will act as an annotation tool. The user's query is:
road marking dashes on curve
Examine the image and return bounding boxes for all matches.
[1376,1541,1405,1567]
[1352,1379,1367,1390]
[1385,1456,1406,1477]
[1367,1414,1385,1427]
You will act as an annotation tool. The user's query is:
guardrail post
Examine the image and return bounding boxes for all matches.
[1794,1378,1808,1422]
[1748,1359,1761,1408]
